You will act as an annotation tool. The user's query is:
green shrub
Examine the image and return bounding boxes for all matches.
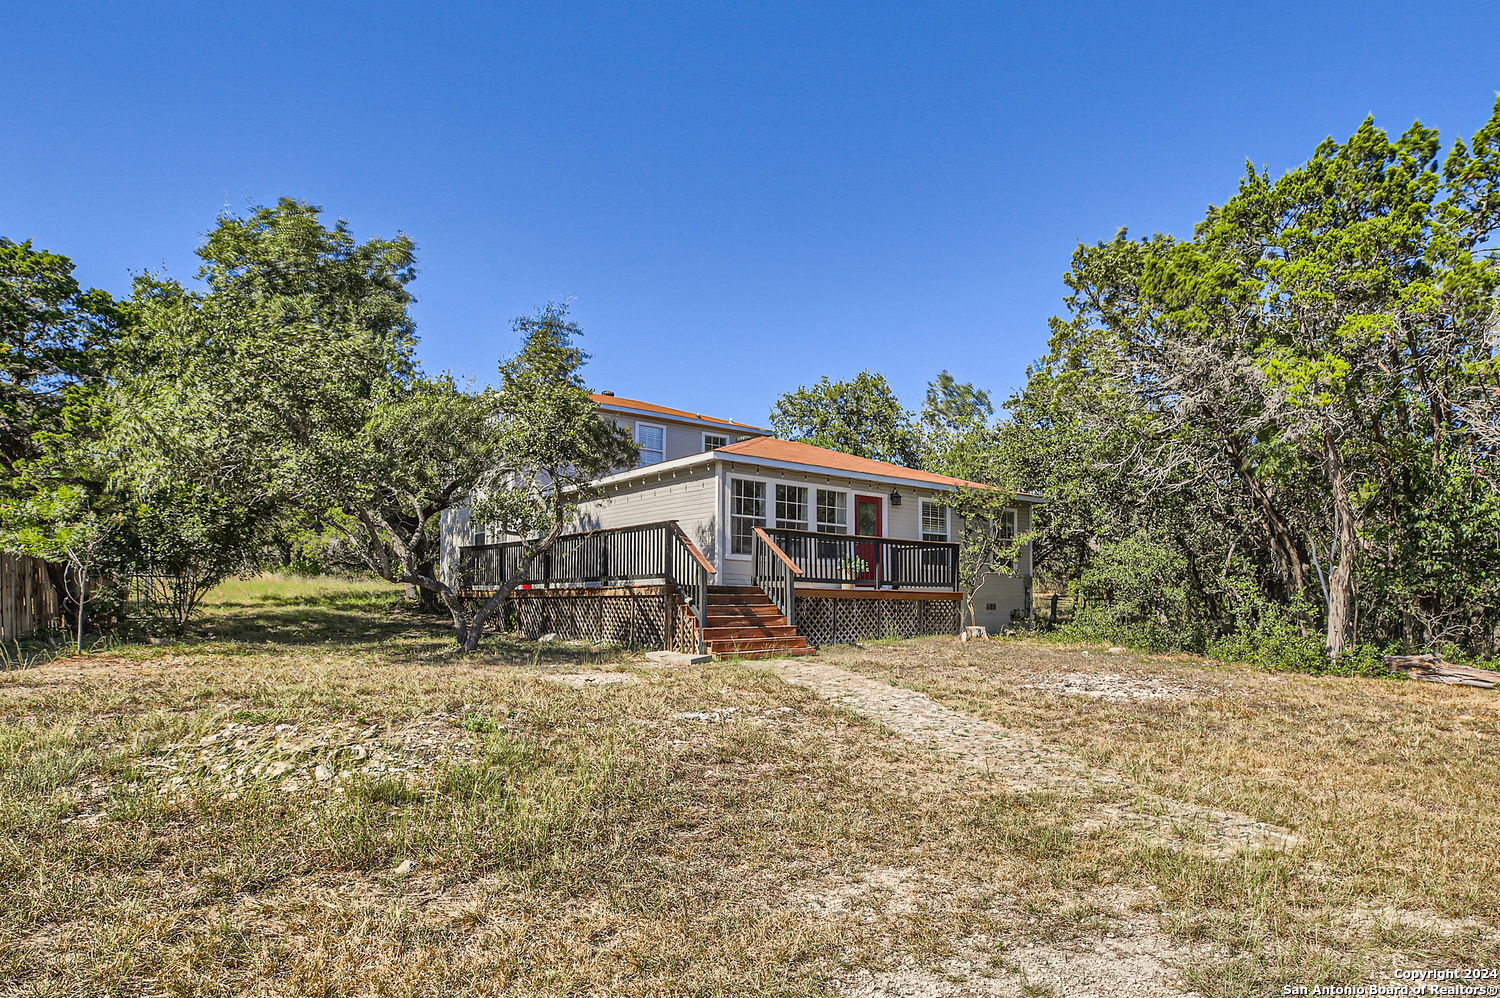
[1064,535,1206,650]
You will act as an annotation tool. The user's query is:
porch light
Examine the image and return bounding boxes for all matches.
[889,490,902,506]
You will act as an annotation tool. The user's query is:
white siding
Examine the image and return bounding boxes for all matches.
[608,415,756,466]
[438,505,472,586]
[713,460,1036,627]
[438,448,1038,630]
[437,466,720,587]
[967,502,1034,633]
[570,464,719,560]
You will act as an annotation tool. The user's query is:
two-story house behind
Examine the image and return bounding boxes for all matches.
[441,392,1043,658]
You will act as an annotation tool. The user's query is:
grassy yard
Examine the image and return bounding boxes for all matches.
[0,577,1495,996]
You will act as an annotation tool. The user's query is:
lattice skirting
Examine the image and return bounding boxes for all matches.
[509,586,701,652]
[794,596,960,646]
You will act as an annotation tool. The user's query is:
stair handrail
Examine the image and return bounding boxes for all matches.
[666,522,716,654]
[752,526,803,628]
[666,522,717,576]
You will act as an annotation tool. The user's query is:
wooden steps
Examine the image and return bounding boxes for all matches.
[701,586,815,660]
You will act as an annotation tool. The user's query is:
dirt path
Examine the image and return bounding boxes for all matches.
[765,660,1300,856]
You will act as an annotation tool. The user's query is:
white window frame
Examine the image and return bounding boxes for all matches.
[728,476,768,557]
[774,483,810,531]
[919,499,951,568]
[703,432,730,452]
[635,422,666,466]
[812,487,851,559]
[919,500,951,542]
[814,488,849,534]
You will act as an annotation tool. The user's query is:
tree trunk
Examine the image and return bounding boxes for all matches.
[1225,438,1313,600]
[44,562,81,635]
[403,567,442,614]
[462,579,525,653]
[1323,432,1359,659]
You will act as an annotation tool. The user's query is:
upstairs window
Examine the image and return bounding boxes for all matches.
[703,433,730,451]
[730,478,766,554]
[635,423,665,466]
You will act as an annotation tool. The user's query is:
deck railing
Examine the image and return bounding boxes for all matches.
[457,520,715,652]
[760,527,959,591]
[751,527,803,626]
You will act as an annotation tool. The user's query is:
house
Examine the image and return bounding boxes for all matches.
[439,392,1042,658]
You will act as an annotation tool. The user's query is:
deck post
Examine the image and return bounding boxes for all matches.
[663,524,674,587]
[696,573,708,655]
[664,590,675,650]
[784,564,797,629]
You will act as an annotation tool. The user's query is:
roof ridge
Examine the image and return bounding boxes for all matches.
[590,392,769,432]
[715,436,998,491]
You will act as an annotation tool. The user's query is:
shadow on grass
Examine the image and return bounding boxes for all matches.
[194,587,633,667]
[198,589,442,648]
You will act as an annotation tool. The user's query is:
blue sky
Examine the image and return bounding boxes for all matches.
[5,1,1499,427]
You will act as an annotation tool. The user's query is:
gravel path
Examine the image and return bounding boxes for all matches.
[765,660,1300,856]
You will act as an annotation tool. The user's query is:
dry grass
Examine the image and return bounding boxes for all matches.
[817,636,1500,993]
[0,579,1494,995]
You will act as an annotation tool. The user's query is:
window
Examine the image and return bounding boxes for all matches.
[920,502,950,542]
[774,484,809,558]
[775,484,808,530]
[472,530,488,547]
[635,423,665,466]
[920,501,950,569]
[814,489,848,559]
[703,433,729,451]
[1000,509,1017,570]
[730,478,766,555]
[815,490,847,533]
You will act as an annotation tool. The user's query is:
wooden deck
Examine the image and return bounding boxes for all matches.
[460,583,962,603]
[453,520,964,653]
[792,587,961,601]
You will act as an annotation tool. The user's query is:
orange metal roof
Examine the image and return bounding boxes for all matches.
[715,436,994,490]
[590,393,769,433]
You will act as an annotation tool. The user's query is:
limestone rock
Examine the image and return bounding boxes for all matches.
[645,650,713,666]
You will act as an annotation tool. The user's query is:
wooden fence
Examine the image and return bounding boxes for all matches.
[0,554,63,640]
[1033,592,1084,628]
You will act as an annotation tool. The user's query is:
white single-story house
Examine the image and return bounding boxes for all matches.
[440,392,1042,658]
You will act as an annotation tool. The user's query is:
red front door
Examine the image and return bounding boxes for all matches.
[854,495,882,583]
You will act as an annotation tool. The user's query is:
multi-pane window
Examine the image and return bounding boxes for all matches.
[815,490,847,533]
[775,485,809,558]
[815,489,848,559]
[703,433,729,451]
[635,424,665,466]
[730,479,766,554]
[775,484,808,530]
